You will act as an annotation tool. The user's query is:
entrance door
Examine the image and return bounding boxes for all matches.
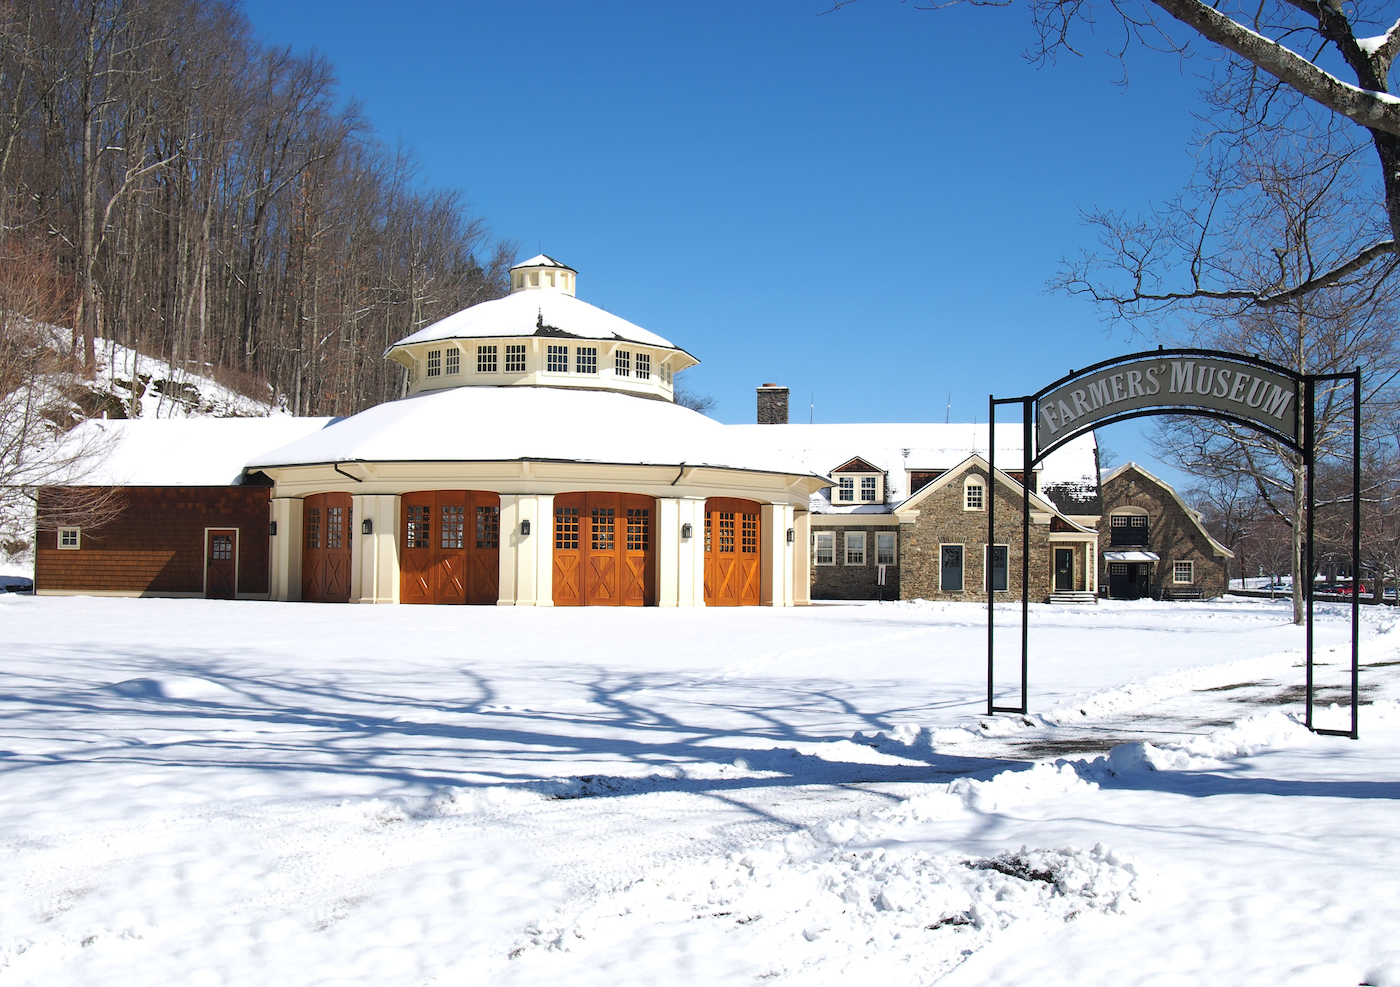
[1107,561,1150,599]
[703,498,762,606]
[206,528,237,599]
[1054,548,1074,591]
[552,492,655,606]
[303,493,352,603]
[400,491,500,605]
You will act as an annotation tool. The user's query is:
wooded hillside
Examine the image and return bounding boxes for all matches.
[0,0,512,418]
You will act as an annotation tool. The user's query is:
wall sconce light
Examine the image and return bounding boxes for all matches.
[362,518,373,536]
[786,528,795,544]
[269,521,277,537]
[681,523,693,540]
[521,519,531,536]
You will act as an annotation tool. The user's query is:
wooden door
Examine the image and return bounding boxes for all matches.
[553,493,655,606]
[1054,548,1074,591]
[703,498,761,606]
[400,491,500,605]
[302,493,351,603]
[206,528,237,599]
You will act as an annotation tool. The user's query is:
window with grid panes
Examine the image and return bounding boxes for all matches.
[635,353,650,379]
[591,507,615,551]
[476,506,499,549]
[814,530,835,565]
[505,344,526,372]
[441,505,464,549]
[704,513,712,553]
[717,512,735,552]
[1174,560,1194,583]
[406,505,430,548]
[626,508,649,550]
[547,345,568,372]
[446,348,460,375]
[741,513,758,554]
[861,476,877,502]
[426,350,442,377]
[615,350,630,376]
[58,527,80,549]
[555,506,578,549]
[327,507,344,550]
[838,477,855,502]
[212,533,233,560]
[845,531,866,565]
[477,345,497,373]
[305,507,321,549]
[876,532,896,565]
[576,346,597,374]
[964,480,984,510]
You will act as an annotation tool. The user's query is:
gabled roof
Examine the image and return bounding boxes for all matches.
[510,254,576,272]
[898,454,1097,534]
[831,456,881,474]
[1102,462,1235,558]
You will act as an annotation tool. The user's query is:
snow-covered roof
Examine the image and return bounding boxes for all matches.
[510,254,576,272]
[722,424,1099,515]
[247,387,822,479]
[61,416,334,486]
[386,289,681,353]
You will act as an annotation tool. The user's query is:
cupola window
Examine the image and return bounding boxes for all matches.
[445,348,460,375]
[636,353,651,380]
[426,350,442,378]
[477,345,497,373]
[615,350,630,377]
[505,344,526,372]
[547,345,569,373]
[577,347,598,374]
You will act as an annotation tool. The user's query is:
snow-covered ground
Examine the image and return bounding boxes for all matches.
[1,596,1396,986]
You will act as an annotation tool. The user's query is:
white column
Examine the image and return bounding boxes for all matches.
[499,494,554,605]
[1089,538,1098,595]
[269,497,303,602]
[656,496,706,606]
[351,494,400,604]
[760,503,795,607]
[793,510,811,606]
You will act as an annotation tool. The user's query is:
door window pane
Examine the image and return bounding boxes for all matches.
[941,545,964,592]
[989,545,1008,592]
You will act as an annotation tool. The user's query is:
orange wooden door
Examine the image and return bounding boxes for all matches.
[553,493,655,606]
[436,493,469,604]
[302,493,351,603]
[704,498,761,606]
[553,494,583,606]
[206,528,237,599]
[400,492,435,603]
[470,498,501,605]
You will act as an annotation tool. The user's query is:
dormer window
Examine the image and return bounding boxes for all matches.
[838,477,855,502]
[964,477,985,511]
[830,458,884,505]
[861,477,876,502]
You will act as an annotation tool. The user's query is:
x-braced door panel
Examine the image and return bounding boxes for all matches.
[400,491,500,605]
[302,493,352,603]
[552,493,655,606]
[703,498,762,606]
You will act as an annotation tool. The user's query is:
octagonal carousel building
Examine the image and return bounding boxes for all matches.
[246,256,826,607]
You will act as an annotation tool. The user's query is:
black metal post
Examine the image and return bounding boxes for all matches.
[1021,398,1032,714]
[988,395,996,717]
[1305,376,1315,732]
[1351,368,1362,739]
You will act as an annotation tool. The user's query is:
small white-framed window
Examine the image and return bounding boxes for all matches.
[426,349,442,378]
[636,353,651,380]
[445,348,460,375]
[985,544,1009,591]
[845,531,866,565]
[477,344,497,373]
[1173,560,1194,584]
[57,526,81,550]
[615,350,631,377]
[576,346,597,374]
[505,344,526,372]
[964,477,985,511]
[814,530,835,566]
[547,345,568,373]
[941,544,964,592]
[837,477,855,502]
[861,476,877,502]
[876,531,896,565]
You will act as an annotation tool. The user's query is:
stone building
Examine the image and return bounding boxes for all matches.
[1099,463,1233,600]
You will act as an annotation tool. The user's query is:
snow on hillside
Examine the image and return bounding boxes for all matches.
[0,596,1395,986]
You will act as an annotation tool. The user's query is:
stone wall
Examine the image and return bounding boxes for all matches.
[810,523,901,600]
[1099,467,1229,599]
[899,468,1053,603]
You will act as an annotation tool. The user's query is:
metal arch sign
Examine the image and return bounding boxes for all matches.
[1034,352,1302,460]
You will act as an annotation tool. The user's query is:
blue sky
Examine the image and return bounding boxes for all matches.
[239,0,1211,475]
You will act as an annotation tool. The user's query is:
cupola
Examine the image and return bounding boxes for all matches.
[510,254,577,295]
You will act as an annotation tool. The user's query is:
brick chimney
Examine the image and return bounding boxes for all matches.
[757,383,789,425]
